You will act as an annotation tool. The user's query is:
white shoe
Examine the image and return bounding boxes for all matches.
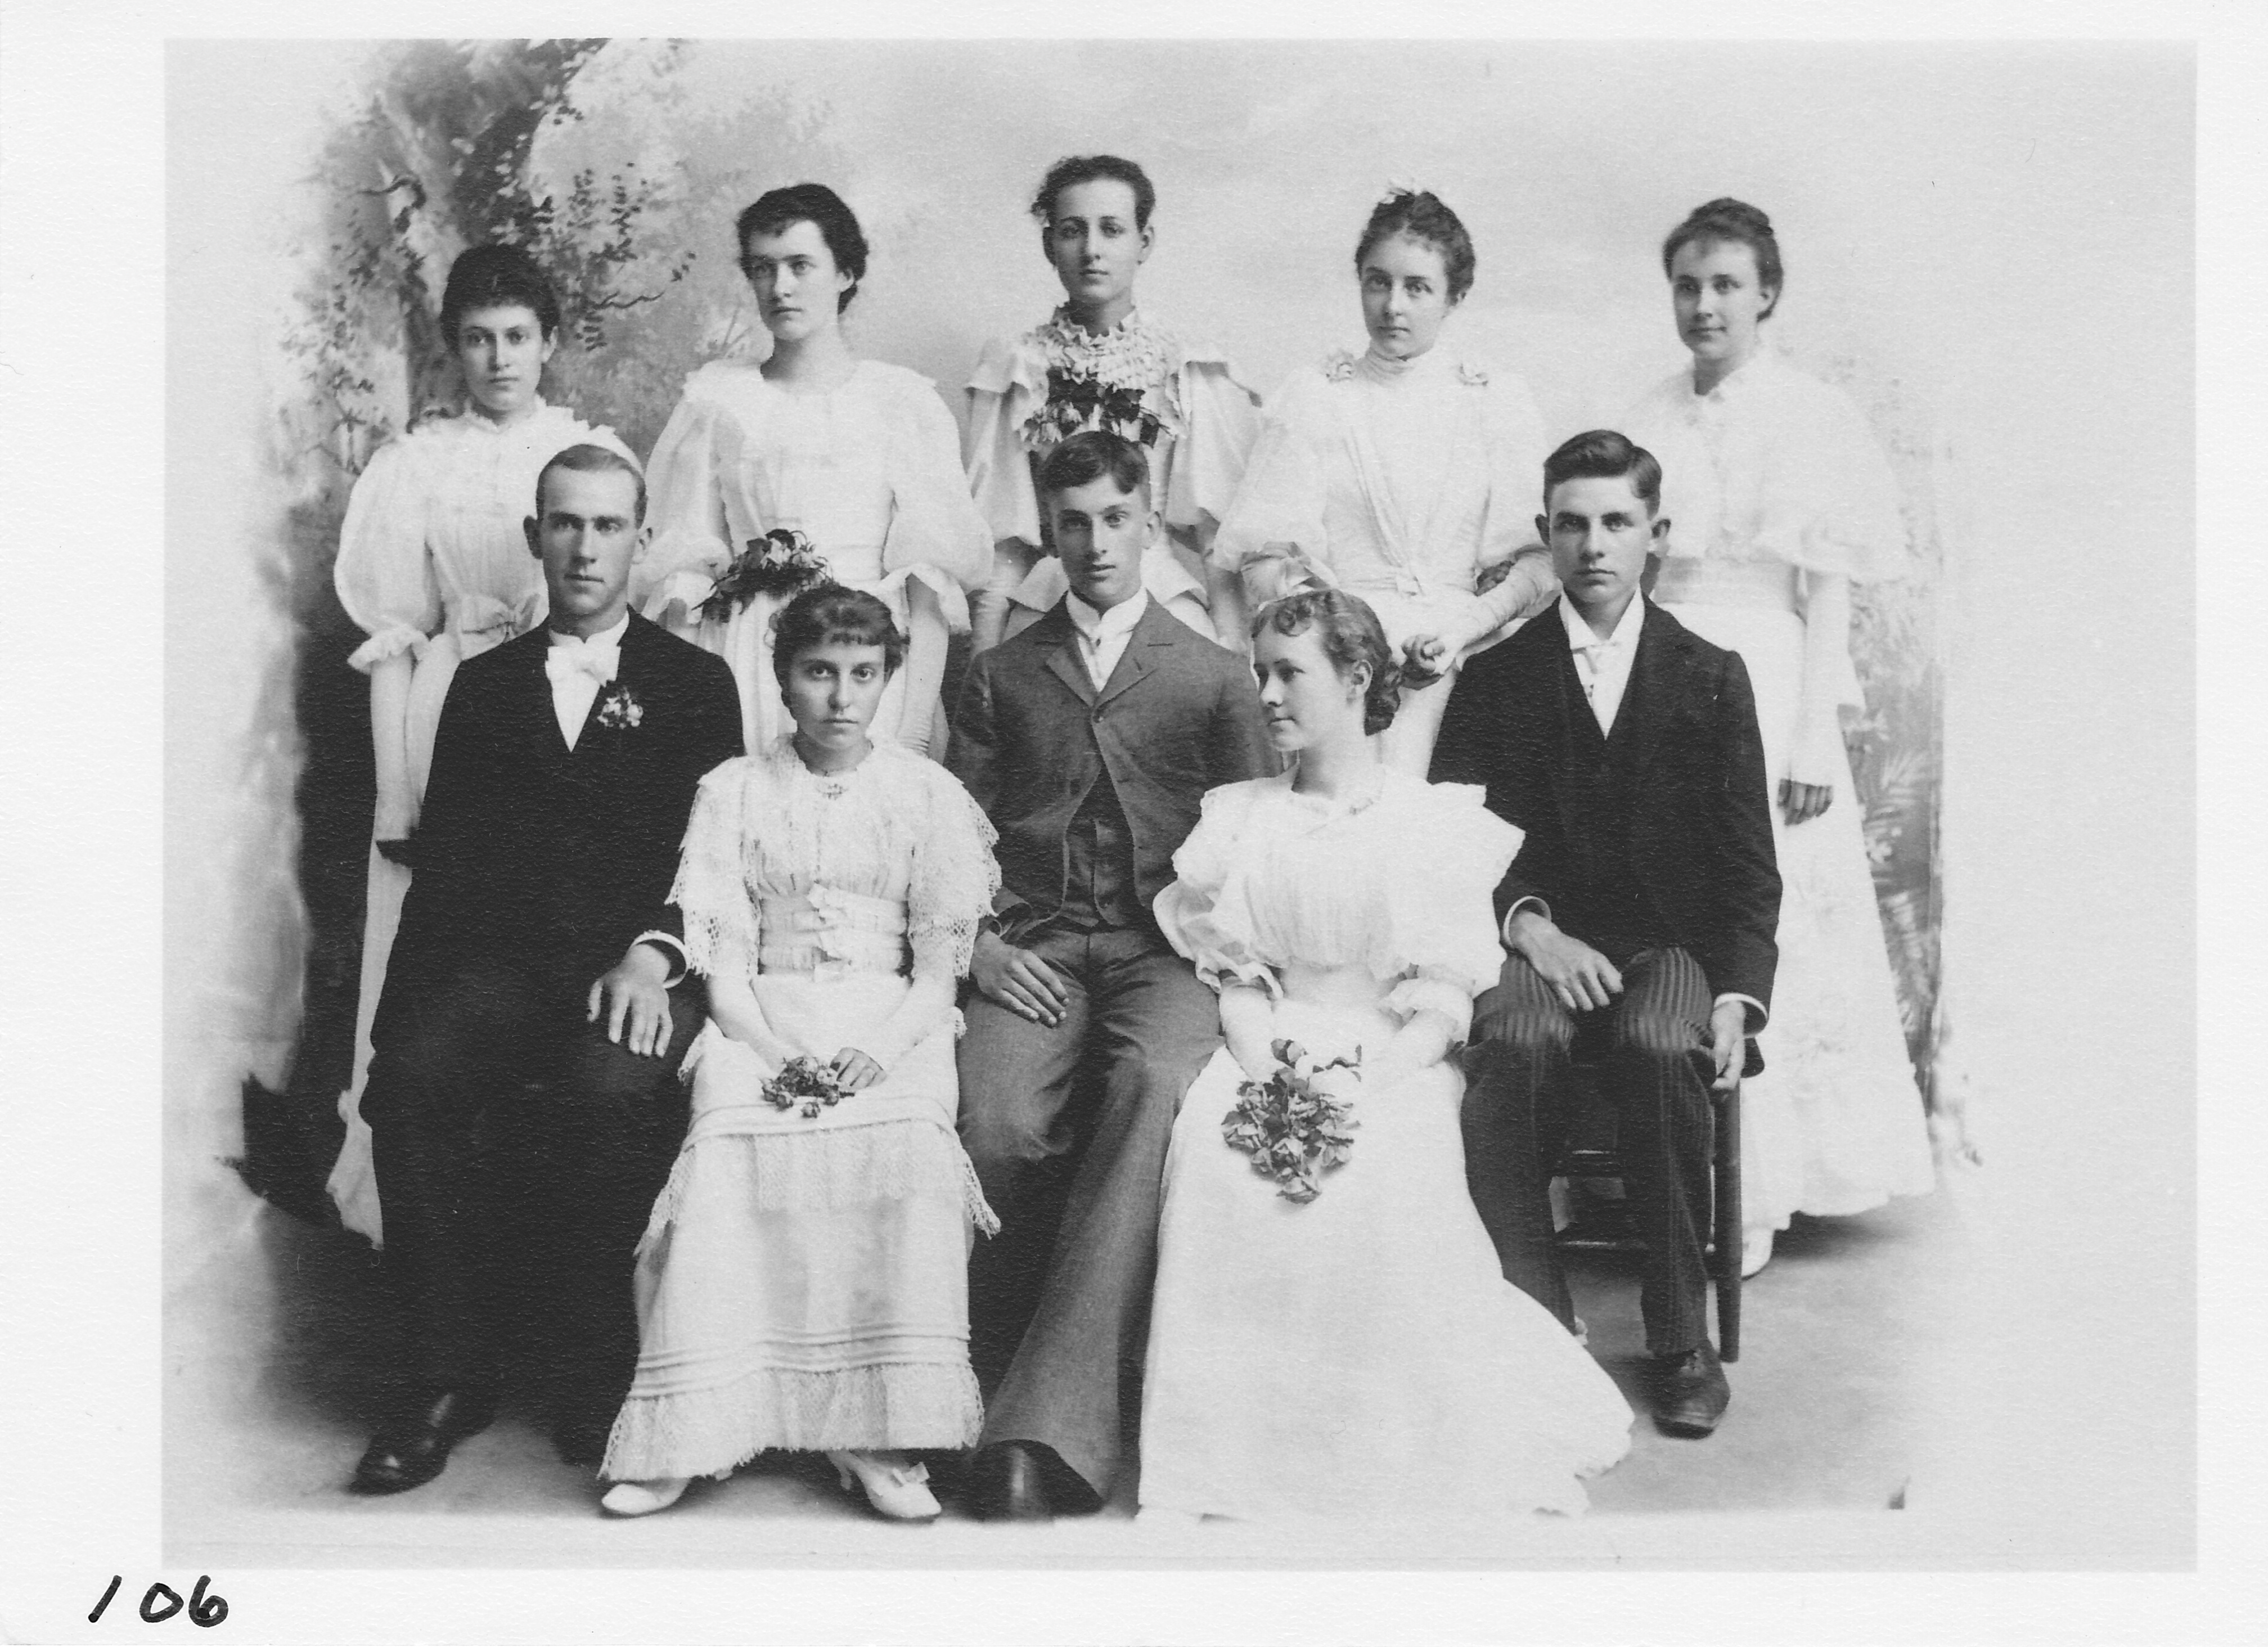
[600,1476,690,1517]
[827,1450,941,1521]
[1741,1226,1775,1278]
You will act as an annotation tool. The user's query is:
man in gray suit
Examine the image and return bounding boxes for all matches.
[950,430,1272,1519]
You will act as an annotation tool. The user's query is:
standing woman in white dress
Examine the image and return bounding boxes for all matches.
[1139,589,1631,1522]
[327,245,634,1246]
[599,585,1001,1521]
[1621,198,1934,1274]
[1212,189,1558,774]
[962,154,1262,652]
[635,184,991,758]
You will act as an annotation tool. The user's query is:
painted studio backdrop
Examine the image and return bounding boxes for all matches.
[244,38,1953,1210]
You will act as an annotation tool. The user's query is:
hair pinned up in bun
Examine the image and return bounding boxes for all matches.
[1661,197,1783,319]
[1251,587,1404,736]
[1353,187,1476,304]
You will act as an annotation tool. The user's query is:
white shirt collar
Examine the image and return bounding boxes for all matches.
[1065,588,1149,642]
[548,611,631,654]
[1557,592,1645,654]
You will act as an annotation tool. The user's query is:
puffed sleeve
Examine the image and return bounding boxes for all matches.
[1376,783,1523,1038]
[1208,366,1334,574]
[334,438,442,670]
[906,760,1003,984]
[1152,781,1279,994]
[1750,368,1909,584]
[881,372,994,629]
[963,334,1047,554]
[634,373,738,620]
[1470,367,1558,623]
[669,760,758,988]
[1163,343,1264,534]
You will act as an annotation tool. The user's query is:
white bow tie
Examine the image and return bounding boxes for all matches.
[545,641,619,687]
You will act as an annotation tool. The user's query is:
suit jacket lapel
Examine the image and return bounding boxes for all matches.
[1622,601,1677,778]
[1094,599,1178,709]
[1032,605,1099,709]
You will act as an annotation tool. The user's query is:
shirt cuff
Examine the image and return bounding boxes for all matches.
[1714,992,1767,1033]
[633,931,690,987]
[1500,896,1551,946]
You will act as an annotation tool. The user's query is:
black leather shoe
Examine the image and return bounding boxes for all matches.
[969,1442,1053,1522]
[349,1388,497,1495]
[1649,1342,1731,1438]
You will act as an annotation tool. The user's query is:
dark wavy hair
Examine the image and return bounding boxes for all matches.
[534,442,647,525]
[770,583,905,692]
[737,183,870,314]
[1252,588,1402,736]
[1541,429,1663,516]
[1353,188,1475,304]
[1661,197,1783,321]
[439,244,561,344]
[1036,428,1151,506]
[1030,154,1156,230]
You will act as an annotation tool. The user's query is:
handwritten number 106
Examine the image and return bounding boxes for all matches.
[88,1576,228,1627]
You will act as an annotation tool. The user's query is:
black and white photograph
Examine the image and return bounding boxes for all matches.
[1,3,2253,1641]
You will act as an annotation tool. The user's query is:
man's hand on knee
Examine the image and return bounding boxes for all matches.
[971,929,1070,1028]
[1508,909,1623,1014]
[586,943,676,1059]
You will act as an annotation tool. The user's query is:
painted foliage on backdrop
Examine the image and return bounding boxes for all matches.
[265,39,1950,1188]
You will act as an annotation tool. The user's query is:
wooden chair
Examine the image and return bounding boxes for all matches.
[1552,1039,1743,1361]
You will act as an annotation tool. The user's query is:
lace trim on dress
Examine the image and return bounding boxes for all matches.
[603,1360,984,1475]
[640,1116,1000,1243]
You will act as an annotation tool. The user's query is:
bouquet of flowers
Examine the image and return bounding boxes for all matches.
[759,1055,853,1119]
[699,528,830,622]
[1222,1038,1361,1204]
[1032,368,1166,449]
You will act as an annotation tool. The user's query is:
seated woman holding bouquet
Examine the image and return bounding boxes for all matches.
[1137,588,1631,1522]
[598,584,1001,1520]
[636,183,991,757]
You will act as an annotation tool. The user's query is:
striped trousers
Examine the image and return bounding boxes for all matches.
[1461,945,1717,1356]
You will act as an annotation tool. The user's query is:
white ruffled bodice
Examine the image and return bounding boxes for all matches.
[1212,346,1549,617]
[1153,771,1520,1040]
[636,358,991,628]
[671,738,1000,993]
[1622,347,1907,585]
[963,306,1262,551]
[332,401,623,670]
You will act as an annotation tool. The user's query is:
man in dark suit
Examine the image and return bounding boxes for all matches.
[950,430,1273,1519]
[1433,429,1780,1438]
[350,444,741,1493]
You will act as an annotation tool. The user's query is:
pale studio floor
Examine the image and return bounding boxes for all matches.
[165,1175,1945,1568]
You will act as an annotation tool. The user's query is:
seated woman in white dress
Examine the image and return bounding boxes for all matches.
[1212,190,1559,775]
[326,244,635,1246]
[599,586,1001,1521]
[1140,589,1632,1522]
[963,153,1261,652]
[1621,198,1934,1275]
[635,184,991,758]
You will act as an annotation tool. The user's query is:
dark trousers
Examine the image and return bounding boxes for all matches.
[956,924,1222,1503]
[361,956,698,1430]
[1462,944,1716,1356]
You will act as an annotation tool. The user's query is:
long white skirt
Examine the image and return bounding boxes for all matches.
[602,973,992,1481]
[1657,598,1936,1234]
[1139,1000,1633,1521]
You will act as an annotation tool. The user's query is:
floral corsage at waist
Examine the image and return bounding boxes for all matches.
[1223,1037,1362,1204]
[699,528,830,622]
[759,1054,855,1120]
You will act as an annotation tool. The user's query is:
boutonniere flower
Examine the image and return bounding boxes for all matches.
[699,528,831,622]
[1222,1037,1362,1203]
[595,682,645,731]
